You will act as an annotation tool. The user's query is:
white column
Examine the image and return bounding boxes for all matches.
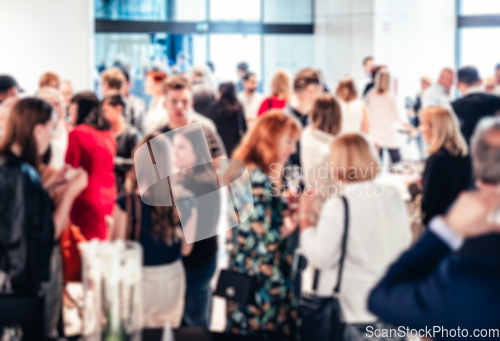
[0,0,95,94]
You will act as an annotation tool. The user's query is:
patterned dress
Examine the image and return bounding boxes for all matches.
[225,167,300,340]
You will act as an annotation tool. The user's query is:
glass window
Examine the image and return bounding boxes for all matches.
[459,27,500,82]
[208,34,261,84]
[262,35,314,94]
[460,0,500,15]
[263,0,313,24]
[95,32,207,100]
[95,0,207,22]
[209,0,261,21]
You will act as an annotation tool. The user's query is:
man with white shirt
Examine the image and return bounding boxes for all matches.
[451,66,500,145]
[369,118,500,340]
[237,72,264,127]
[357,56,374,95]
[421,68,455,109]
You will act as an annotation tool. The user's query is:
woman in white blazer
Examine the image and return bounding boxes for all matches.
[298,133,412,341]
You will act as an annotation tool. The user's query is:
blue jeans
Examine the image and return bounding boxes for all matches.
[182,260,216,328]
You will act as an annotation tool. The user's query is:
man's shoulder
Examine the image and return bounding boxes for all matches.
[191,111,217,131]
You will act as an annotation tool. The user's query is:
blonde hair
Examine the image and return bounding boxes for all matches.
[374,69,390,93]
[36,86,66,121]
[270,70,291,99]
[420,107,468,157]
[330,133,381,182]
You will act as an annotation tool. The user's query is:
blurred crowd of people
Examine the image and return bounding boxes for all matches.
[0,55,500,341]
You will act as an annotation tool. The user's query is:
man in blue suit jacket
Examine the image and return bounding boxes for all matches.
[369,117,500,340]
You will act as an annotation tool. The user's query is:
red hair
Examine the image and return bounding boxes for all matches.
[146,70,167,83]
[232,110,300,174]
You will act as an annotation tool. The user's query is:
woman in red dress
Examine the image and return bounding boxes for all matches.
[66,92,116,240]
[257,69,291,116]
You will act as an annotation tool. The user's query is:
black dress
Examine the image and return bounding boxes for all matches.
[115,125,140,196]
[421,148,472,225]
[205,102,246,158]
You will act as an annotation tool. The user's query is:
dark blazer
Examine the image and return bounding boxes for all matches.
[421,148,471,225]
[451,93,500,145]
[205,101,246,158]
[369,230,500,340]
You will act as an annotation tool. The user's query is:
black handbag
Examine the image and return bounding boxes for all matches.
[299,196,350,341]
[214,227,257,305]
[214,269,257,305]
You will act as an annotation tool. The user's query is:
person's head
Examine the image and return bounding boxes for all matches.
[59,80,73,106]
[0,97,19,136]
[119,68,132,96]
[0,75,21,102]
[101,93,126,127]
[494,64,500,85]
[0,98,56,169]
[310,94,342,136]
[232,111,301,171]
[419,106,468,157]
[163,75,192,125]
[39,72,60,89]
[171,124,213,171]
[363,57,374,76]
[335,76,358,102]
[270,69,291,100]
[294,68,323,110]
[216,82,240,118]
[191,65,209,85]
[36,87,65,122]
[237,62,249,79]
[457,66,481,95]
[421,76,432,91]
[101,67,125,97]
[145,70,167,97]
[69,91,110,130]
[330,134,381,183]
[243,72,258,93]
[374,68,391,94]
[437,68,455,92]
[470,117,500,187]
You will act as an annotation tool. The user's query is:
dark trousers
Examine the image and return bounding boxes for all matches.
[379,148,401,164]
[182,260,217,328]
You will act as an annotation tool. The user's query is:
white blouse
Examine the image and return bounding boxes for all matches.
[300,126,335,188]
[366,91,401,148]
[338,99,364,134]
[300,181,412,324]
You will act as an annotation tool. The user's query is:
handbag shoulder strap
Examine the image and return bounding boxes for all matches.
[312,195,349,295]
[334,195,349,294]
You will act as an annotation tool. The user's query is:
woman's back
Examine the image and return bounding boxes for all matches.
[205,101,245,157]
[301,182,411,323]
[66,124,116,239]
[339,99,364,134]
[366,91,400,148]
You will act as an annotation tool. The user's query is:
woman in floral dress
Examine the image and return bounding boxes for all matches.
[225,111,301,340]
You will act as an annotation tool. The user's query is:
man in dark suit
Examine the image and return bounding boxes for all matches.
[369,117,500,340]
[452,66,500,145]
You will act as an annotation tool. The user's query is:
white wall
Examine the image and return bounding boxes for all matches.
[314,0,456,103]
[0,0,95,95]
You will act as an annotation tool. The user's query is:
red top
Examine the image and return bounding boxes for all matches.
[257,95,287,116]
[65,124,116,240]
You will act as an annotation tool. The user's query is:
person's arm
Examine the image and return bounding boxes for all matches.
[51,168,88,238]
[369,189,500,328]
[361,103,369,134]
[65,130,81,168]
[112,203,128,240]
[299,195,344,269]
[180,208,197,256]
